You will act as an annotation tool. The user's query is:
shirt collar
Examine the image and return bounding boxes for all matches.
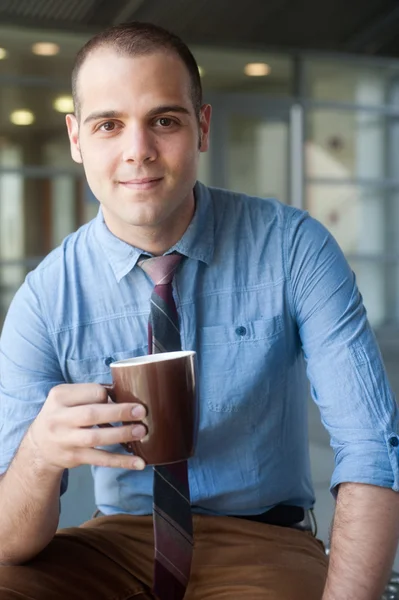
[93,181,215,282]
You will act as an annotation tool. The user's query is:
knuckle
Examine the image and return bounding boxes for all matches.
[117,406,126,420]
[113,456,128,470]
[64,449,78,467]
[96,452,113,468]
[93,384,108,403]
[83,405,97,425]
[119,426,133,442]
[46,417,58,435]
[47,385,63,403]
[83,428,101,447]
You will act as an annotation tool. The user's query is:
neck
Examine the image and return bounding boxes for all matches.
[102,194,195,256]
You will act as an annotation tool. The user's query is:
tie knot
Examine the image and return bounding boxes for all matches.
[138,254,182,285]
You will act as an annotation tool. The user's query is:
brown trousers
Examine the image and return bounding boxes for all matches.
[0,514,328,599]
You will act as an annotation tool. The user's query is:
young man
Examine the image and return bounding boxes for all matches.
[0,21,399,600]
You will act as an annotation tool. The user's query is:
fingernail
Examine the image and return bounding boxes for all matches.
[132,424,145,437]
[132,405,145,418]
[133,458,145,470]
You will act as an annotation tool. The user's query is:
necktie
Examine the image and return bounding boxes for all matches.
[138,254,193,600]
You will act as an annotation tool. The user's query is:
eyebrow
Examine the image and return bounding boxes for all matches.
[83,110,126,125]
[147,104,191,118]
[83,105,191,126]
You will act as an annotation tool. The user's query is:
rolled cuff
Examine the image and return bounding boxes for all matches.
[330,434,399,496]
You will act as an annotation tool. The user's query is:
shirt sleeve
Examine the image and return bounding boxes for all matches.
[286,209,399,494]
[0,272,68,495]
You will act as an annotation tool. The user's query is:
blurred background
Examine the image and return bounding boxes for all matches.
[1,0,399,572]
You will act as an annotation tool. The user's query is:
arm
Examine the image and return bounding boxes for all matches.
[0,433,63,566]
[323,482,399,600]
[286,211,399,593]
[0,277,146,566]
[0,383,147,566]
[0,278,63,565]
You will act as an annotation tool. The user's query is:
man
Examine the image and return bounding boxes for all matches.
[0,20,398,600]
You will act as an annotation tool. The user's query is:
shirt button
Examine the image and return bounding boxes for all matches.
[235,326,247,336]
[389,436,399,447]
[105,356,114,366]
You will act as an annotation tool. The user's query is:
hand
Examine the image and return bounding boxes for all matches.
[27,383,147,472]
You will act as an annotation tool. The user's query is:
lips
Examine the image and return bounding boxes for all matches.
[118,176,164,191]
[119,177,163,184]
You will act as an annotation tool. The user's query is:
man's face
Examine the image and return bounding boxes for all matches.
[66,49,211,241]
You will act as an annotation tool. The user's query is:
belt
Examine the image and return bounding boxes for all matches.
[230,505,312,531]
[93,505,313,532]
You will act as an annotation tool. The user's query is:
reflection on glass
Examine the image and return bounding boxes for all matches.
[347,259,396,328]
[0,25,294,96]
[305,59,399,106]
[192,46,293,96]
[0,265,27,326]
[0,174,89,260]
[307,184,399,327]
[306,184,399,254]
[0,86,79,169]
[228,115,289,203]
[0,173,98,328]
[306,110,390,180]
[0,173,100,329]
[0,26,87,80]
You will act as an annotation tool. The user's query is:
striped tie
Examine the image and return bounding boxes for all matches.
[138,254,193,600]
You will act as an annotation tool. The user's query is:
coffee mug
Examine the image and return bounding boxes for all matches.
[102,350,198,465]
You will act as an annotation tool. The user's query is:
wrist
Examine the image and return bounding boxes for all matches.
[22,425,64,479]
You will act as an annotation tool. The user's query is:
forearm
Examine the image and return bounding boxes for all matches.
[0,427,63,565]
[322,482,399,600]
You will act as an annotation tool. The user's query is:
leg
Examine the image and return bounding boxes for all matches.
[0,515,156,600]
[186,515,328,600]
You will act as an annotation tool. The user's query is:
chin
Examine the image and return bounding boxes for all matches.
[120,208,166,228]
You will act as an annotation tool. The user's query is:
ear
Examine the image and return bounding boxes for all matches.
[199,104,212,152]
[65,114,83,164]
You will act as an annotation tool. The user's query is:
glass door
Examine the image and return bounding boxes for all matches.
[227,113,289,203]
[204,93,300,207]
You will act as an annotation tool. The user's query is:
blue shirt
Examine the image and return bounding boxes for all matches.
[1,181,398,517]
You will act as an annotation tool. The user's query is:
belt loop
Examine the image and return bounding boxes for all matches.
[309,508,318,537]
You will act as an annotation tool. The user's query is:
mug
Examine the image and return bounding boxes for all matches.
[103,350,198,465]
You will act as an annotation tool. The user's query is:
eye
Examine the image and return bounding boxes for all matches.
[99,121,117,132]
[157,117,175,127]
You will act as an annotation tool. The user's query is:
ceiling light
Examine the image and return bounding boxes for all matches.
[244,63,271,77]
[198,66,205,77]
[32,42,60,56]
[53,95,74,113]
[0,48,7,60]
[10,110,35,126]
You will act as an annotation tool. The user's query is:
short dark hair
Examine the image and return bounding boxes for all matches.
[72,21,203,120]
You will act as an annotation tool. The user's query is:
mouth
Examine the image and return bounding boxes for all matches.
[119,177,163,190]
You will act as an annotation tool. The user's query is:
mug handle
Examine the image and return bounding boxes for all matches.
[97,383,133,453]
[102,383,116,402]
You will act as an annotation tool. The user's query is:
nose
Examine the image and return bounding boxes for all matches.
[122,126,157,164]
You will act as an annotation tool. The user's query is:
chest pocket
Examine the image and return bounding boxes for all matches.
[65,348,146,384]
[198,316,285,412]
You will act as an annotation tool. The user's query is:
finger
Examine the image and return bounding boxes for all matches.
[68,402,147,427]
[49,383,108,407]
[77,448,146,470]
[72,423,147,448]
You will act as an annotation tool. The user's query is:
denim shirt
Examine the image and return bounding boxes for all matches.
[1,181,398,516]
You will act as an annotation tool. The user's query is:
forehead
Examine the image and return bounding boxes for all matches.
[76,48,193,116]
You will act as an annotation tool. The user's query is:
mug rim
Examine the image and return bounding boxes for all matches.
[110,350,196,368]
